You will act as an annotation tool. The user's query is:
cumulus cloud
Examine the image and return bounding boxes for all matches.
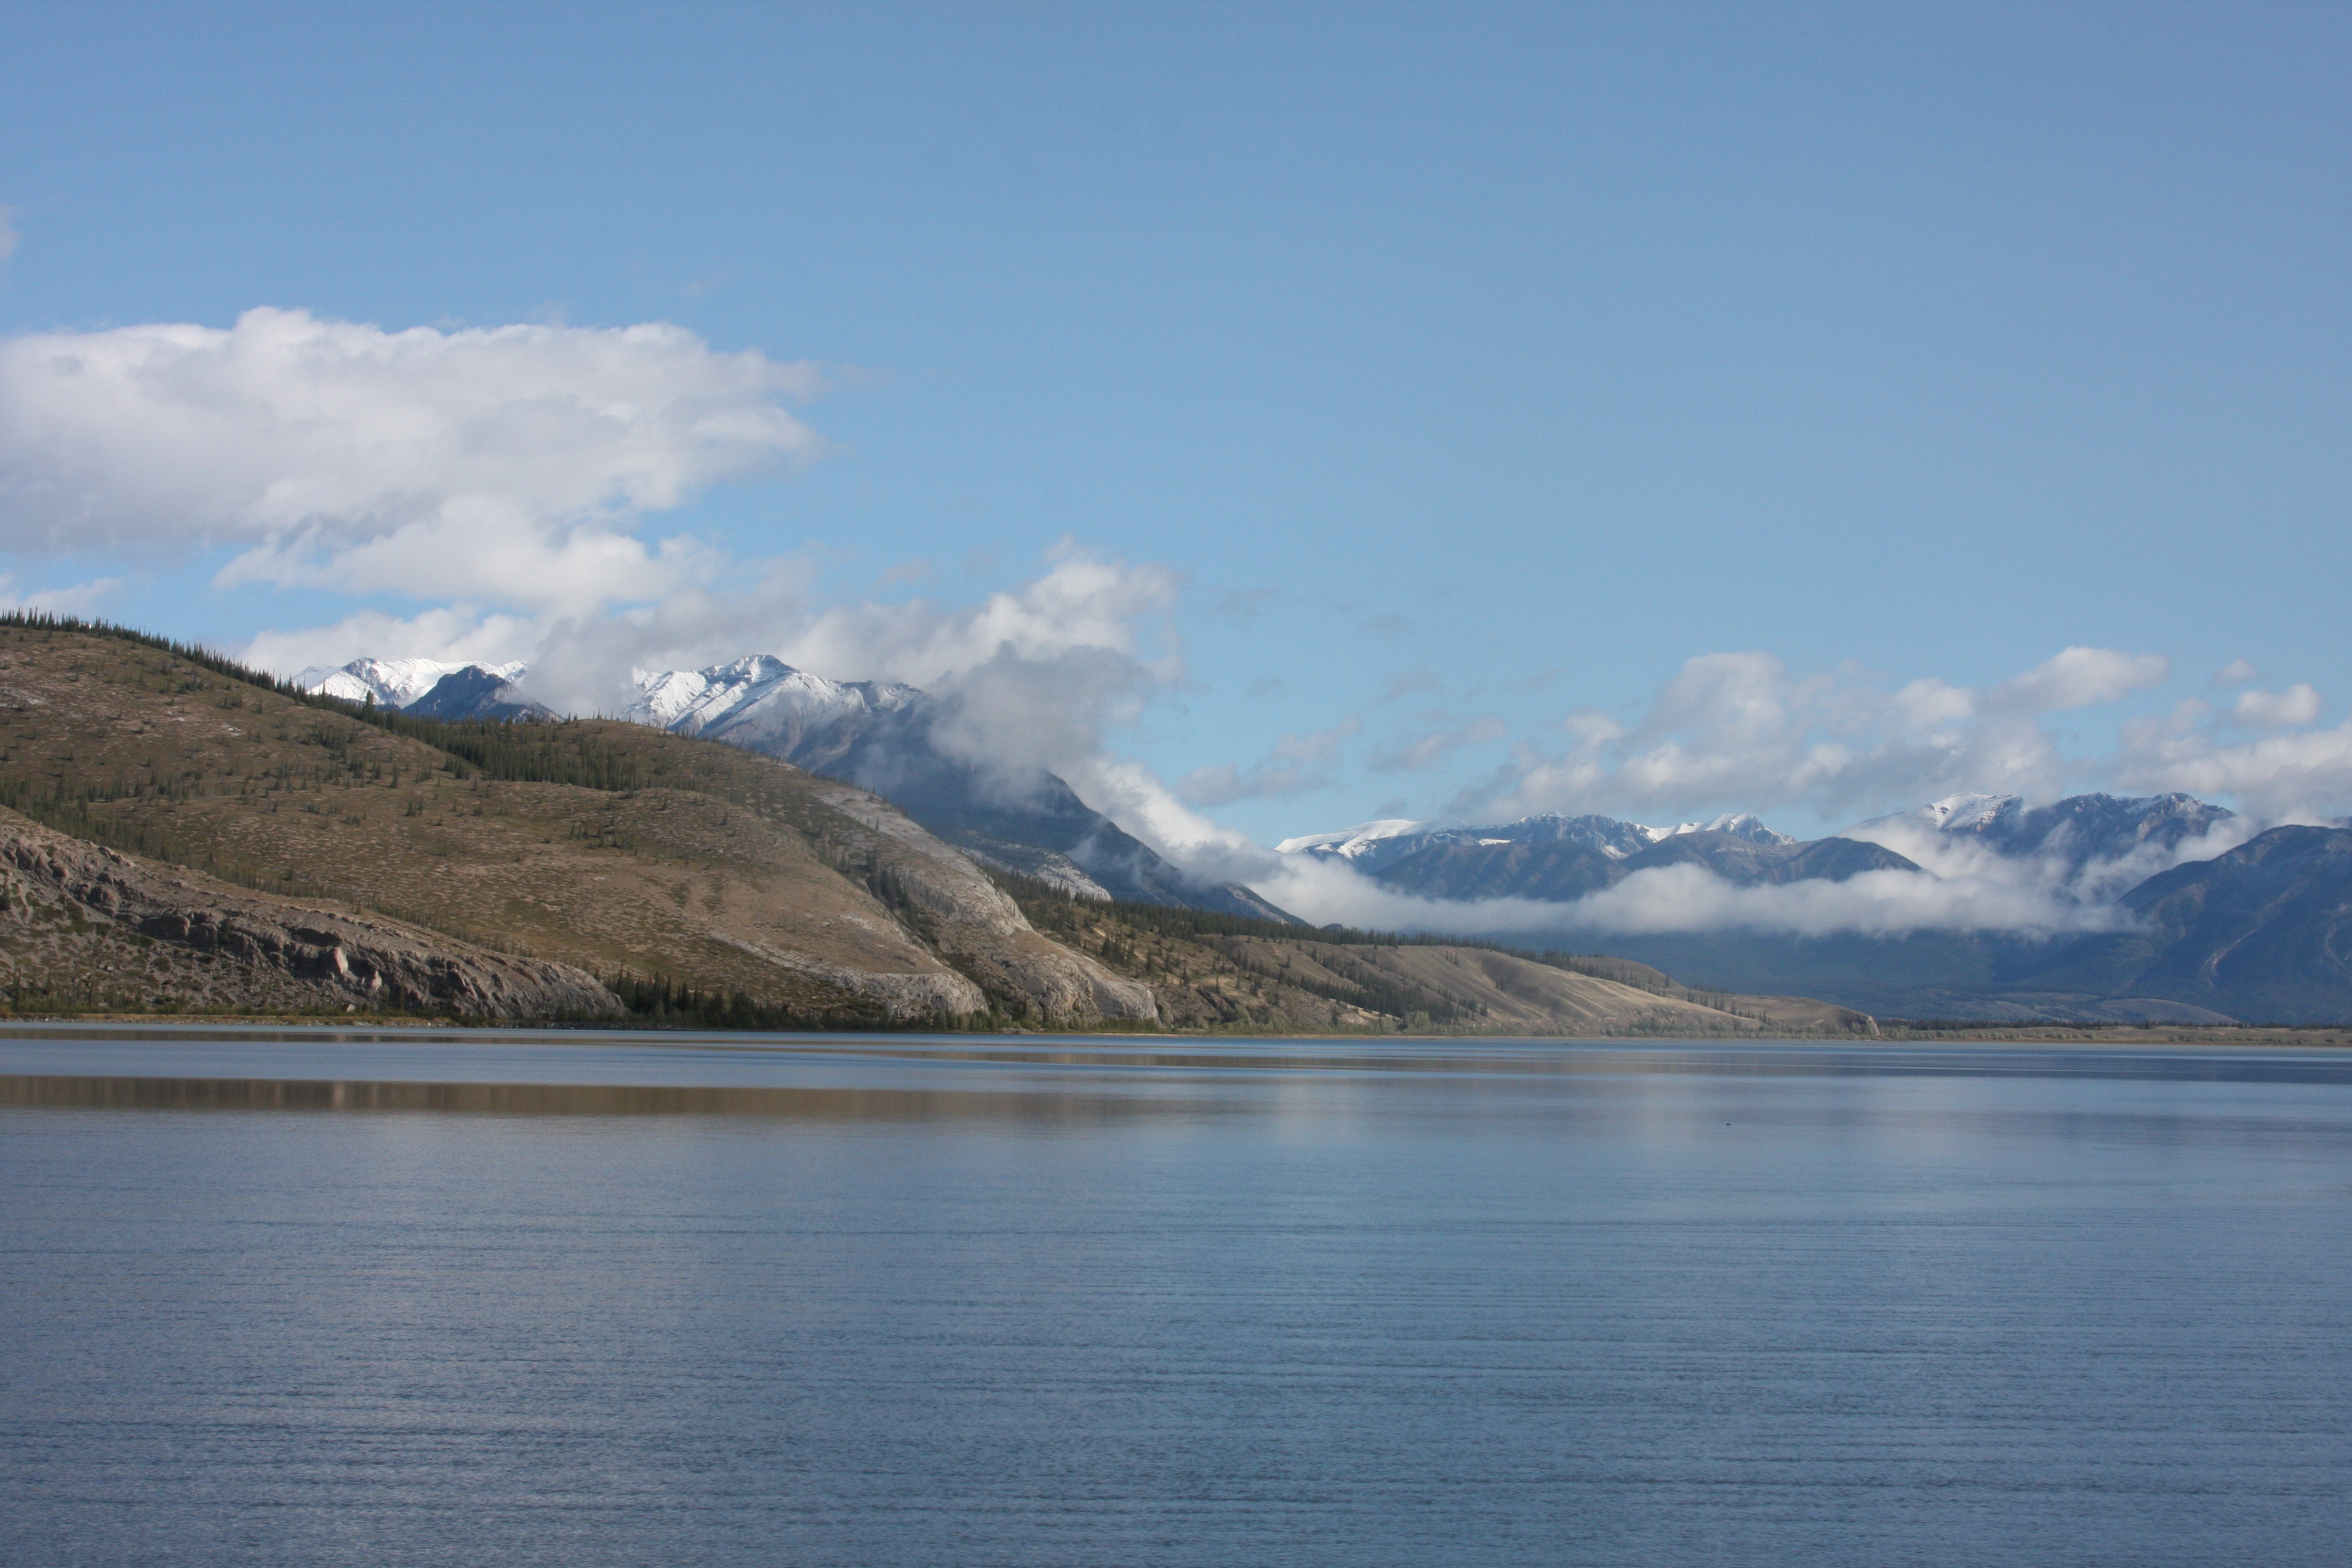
[2215,658,2262,687]
[1456,645,2184,826]
[0,307,822,614]
[241,604,549,685]
[0,573,120,616]
[2115,711,2352,822]
[2229,684,2323,730]
[1990,646,2169,713]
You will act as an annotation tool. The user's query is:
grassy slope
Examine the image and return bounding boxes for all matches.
[0,625,1005,1021]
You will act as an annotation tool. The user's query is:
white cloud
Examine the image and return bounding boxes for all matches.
[778,546,1180,696]
[2215,658,2262,687]
[2229,684,2323,730]
[1841,806,2258,909]
[2116,713,2352,822]
[0,307,822,615]
[1229,851,2125,941]
[240,604,549,686]
[1455,645,2189,828]
[1990,646,2169,713]
[0,207,17,267]
[0,573,120,616]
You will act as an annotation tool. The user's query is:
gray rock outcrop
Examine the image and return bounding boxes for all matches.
[0,808,622,1019]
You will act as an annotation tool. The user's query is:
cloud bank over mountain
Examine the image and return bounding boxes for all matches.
[1448,647,2184,829]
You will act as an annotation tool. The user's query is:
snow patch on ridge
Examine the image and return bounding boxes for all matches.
[1273,820,1429,857]
[297,657,527,708]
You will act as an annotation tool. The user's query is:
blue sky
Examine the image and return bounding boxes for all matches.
[2,1,2347,850]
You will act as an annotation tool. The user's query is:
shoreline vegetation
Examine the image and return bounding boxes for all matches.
[0,1008,2346,1050]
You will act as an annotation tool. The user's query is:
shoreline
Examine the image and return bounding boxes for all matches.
[1,1014,2347,1049]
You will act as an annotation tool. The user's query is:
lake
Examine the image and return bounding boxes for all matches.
[3,1027,2348,1566]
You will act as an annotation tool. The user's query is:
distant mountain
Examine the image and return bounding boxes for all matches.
[626,654,925,762]
[2019,825,2352,1023]
[1371,828,1916,902]
[403,666,554,721]
[1267,789,2352,1022]
[299,658,549,721]
[1859,791,2235,867]
[1466,825,2352,1025]
[1275,818,1440,873]
[1376,840,1624,902]
[297,657,529,710]
[1278,807,1885,903]
[1276,809,1792,883]
[1284,793,2246,912]
[619,656,1295,922]
[1658,812,1798,847]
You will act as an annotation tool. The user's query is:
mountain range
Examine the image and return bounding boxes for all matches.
[1277,793,2352,1024]
[299,654,1292,922]
[290,655,2352,1025]
[1277,793,2237,898]
[1283,812,1910,902]
[1523,823,2352,1027]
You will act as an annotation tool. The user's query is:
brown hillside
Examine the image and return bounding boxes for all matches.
[0,625,1148,1025]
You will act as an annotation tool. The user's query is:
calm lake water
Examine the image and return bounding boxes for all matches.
[3,1027,2349,1567]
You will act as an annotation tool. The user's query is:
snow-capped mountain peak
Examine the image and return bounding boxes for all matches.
[296,657,526,709]
[1273,820,1430,858]
[1659,812,1797,846]
[1909,793,2025,834]
[622,656,927,750]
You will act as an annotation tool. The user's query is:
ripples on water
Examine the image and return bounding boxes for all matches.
[3,1025,2348,1567]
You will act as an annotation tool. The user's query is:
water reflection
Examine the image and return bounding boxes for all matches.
[0,1073,1225,1121]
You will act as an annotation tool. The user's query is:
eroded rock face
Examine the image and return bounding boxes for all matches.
[702,930,988,1020]
[815,785,1158,1025]
[0,809,622,1019]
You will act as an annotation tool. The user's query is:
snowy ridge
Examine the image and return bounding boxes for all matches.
[1900,794,2025,835]
[297,658,527,709]
[1274,810,1795,866]
[1659,812,1797,847]
[625,655,924,743]
[1851,791,2237,871]
[1273,820,1429,858]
